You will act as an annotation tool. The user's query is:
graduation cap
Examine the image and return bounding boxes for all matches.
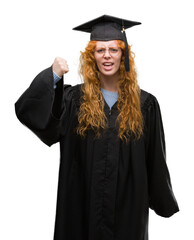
[73,15,141,72]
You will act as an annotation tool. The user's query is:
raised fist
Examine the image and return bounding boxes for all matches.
[52,57,69,77]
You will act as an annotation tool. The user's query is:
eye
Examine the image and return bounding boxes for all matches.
[96,48,105,54]
[109,48,119,53]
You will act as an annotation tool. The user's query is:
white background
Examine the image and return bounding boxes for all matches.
[0,0,193,239]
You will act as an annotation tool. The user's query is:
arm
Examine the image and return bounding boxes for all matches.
[15,58,72,146]
[145,95,179,217]
[53,71,62,89]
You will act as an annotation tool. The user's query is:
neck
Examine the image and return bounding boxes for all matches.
[99,72,119,92]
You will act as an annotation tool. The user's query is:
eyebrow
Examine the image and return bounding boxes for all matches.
[95,46,118,48]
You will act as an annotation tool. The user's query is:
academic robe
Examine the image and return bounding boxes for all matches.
[15,66,179,240]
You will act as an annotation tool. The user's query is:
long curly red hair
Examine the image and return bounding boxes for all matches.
[76,40,143,142]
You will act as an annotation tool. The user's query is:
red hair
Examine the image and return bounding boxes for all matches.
[77,40,143,142]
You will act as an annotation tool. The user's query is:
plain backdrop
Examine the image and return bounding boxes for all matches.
[1,0,193,239]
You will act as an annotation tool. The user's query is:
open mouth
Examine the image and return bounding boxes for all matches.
[103,62,114,66]
[102,62,114,71]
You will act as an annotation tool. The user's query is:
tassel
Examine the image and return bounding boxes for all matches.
[121,19,130,72]
[122,28,130,72]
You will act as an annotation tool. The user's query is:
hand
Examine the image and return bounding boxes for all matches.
[52,57,69,77]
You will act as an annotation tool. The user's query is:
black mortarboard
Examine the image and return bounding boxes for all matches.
[73,15,141,72]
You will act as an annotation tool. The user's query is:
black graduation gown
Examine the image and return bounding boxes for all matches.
[15,66,179,240]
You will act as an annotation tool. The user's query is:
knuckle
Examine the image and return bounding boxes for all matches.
[60,66,65,71]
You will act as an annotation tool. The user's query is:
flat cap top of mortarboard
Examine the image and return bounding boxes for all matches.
[73,15,141,71]
[72,15,141,34]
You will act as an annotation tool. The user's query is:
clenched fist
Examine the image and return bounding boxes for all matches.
[52,57,69,77]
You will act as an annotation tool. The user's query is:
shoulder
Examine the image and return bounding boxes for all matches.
[140,89,159,113]
[71,83,83,92]
[63,83,83,109]
[63,83,82,95]
[71,83,83,98]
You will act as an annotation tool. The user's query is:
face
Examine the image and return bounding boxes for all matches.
[94,40,122,77]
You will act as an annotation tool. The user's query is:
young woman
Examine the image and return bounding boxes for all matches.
[15,15,179,240]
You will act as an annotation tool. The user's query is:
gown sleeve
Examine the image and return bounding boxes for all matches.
[145,95,179,217]
[15,66,74,147]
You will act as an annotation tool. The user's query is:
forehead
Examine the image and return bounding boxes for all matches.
[95,40,118,48]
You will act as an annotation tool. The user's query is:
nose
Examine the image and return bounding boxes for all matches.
[104,49,111,58]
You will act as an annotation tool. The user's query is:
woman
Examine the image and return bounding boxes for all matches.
[15,15,179,240]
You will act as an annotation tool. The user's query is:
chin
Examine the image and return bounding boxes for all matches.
[100,69,119,77]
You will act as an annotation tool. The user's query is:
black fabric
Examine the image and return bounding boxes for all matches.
[90,22,123,41]
[15,66,179,240]
[73,15,141,33]
[122,30,130,72]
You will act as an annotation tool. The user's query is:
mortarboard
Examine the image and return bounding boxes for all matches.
[73,15,141,72]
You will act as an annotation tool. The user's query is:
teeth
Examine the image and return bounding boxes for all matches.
[104,63,112,66]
